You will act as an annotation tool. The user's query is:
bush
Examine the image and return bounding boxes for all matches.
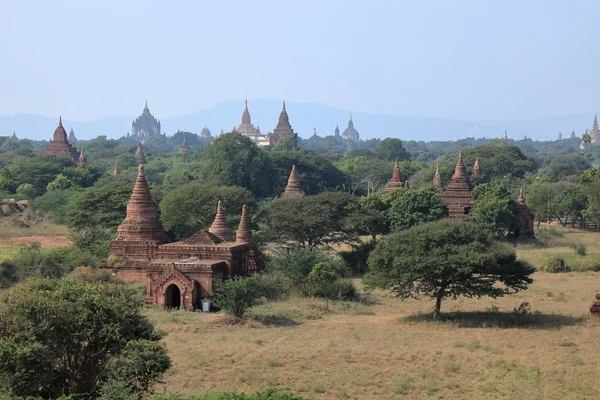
[339,240,378,275]
[0,260,18,288]
[213,276,265,319]
[39,257,64,278]
[572,243,587,256]
[73,266,113,282]
[541,256,571,273]
[46,245,97,270]
[70,227,113,259]
[310,278,358,302]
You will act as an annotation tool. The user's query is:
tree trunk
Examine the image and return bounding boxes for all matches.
[433,296,442,319]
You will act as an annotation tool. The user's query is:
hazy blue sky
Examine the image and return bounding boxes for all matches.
[2,0,599,121]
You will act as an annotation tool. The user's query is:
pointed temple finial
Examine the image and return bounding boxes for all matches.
[135,142,147,164]
[236,204,254,245]
[282,101,286,111]
[433,162,442,189]
[452,151,467,178]
[77,147,87,167]
[350,112,353,122]
[473,158,481,177]
[209,200,233,242]
[281,165,304,198]
[113,159,120,176]
[59,116,63,127]
[145,100,148,109]
[115,163,166,242]
[178,135,190,153]
[385,159,406,193]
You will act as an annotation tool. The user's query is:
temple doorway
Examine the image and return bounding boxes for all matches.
[165,284,181,308]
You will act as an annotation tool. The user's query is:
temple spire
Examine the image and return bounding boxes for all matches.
[433,162,442,189]
[113,160,120,176]
[385,159,406,193]
[281,165,304,198]
[452,151,467,179]
[135,143,147,164]
[241,99,251,125]
[209,200,233,242]
[236,204,254,245]
[78,147,87,167]
[473,158,481,177]
[115,164,166,242]
[282,100,286,112]
[178,135,190,153]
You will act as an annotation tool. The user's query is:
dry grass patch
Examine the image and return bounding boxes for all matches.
[151,270,600,399]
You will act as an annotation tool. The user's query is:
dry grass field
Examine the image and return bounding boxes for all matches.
[150,227,600,399]
[0,218,69,262]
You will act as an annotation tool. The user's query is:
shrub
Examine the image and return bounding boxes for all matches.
[339,240,378,275]
[541,256,571,273]
[213,276,265,319]
[153,387,310,399]
[46,245,97,271]
[0,260,18,288]
[39,257,64,278]
[572,243,587,256]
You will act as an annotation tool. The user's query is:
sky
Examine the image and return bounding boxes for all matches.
[1,0,599,121]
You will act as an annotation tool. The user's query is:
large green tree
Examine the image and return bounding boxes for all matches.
[200,132,275,198]
[160,183,254,240]
[384,186,448,232]
[469,179,518,237]
[364,219,534,317]
[0,278,170,399]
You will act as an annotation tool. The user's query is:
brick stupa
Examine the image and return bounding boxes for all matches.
[281,165,304,198]
[473,158,481,177]
[514,189,535,238]
[113,160,120,176]
[77,148,87,167]
[385,160,406,193]
[41,117,79,162]
[178,136,190,153]
[442,152,474,219]
[136,143,147,164]
[433,162,442,189]
[208,200,233,242]
[236,204,253,245]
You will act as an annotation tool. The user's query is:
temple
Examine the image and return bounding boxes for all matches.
[513,189,534,238]
[433,163,442,189]
[100,165,263,310]
[77,148,87,167]
[269,101,298,148]
[68,127,77,142]
[281,165,304,198]
[200,127,213,138]
[136,143,147,164]
[334,123,340,137]
[235,100,269,147]
[473,158,481,177]
[178,136,190,153]
[441,152,474,219]
[589,115,598,144]
[385,160,407,193]
[41,117,80,163]
[132,101,161,138]
[113,160,120,176]
[341,114,360,141]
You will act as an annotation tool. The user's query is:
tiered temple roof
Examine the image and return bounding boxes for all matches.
[132,101,161,138]
[115,165,167,242]
[281,165,304,198]
[441,152,474,219]
[385,160,406,193]
[236,100,269,147]
[68,127,77,142]
[200,127,212,138]
[178,136,190,153]
[41,117,79,162]
[341,114,360,141]
[208,201,233,242]
[269,101,298,148]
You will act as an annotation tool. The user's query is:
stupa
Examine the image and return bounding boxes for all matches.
[135,143,147,164]
[385,160,406,193]
[41,117,79,162]
[281,165,304,198]
[433,162,442,189]
[269,101,298,148]
[208,201,233,242]
[441,152,474,219]
[178,136,190,153]
[514,189,535,238]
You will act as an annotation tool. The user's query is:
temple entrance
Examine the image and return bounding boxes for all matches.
[165,284,181,308]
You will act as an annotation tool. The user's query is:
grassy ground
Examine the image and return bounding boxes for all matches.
[0,218,69,262]
[150,275,600,399]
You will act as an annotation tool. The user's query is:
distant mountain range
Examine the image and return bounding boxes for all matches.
[0,99,596,142]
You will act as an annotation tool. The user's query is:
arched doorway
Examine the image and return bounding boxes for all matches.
[165,284,181,308]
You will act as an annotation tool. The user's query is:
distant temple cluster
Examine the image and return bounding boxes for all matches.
[99,165,263,310]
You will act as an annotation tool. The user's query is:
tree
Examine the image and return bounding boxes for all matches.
[212,276,265,319]
[308,262,339,309]
[267,192,355,247]
[384,187,448,232]
[0,278,170,398]
[160,183,254,240]
[67,180,134,231]
[364,219,534,318]
[469,179,518,237]
[200,132,275,198]
[375,138,410,161]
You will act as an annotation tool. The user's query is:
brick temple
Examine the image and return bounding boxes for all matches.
[441,152,474,219]
[385,160,407,193]
[281,165,304,198]
[41,117,80,163]
[132,101,161,138]
[100,165,263,310]
[269,101,298,148]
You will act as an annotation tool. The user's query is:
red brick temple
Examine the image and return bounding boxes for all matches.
[178,136,190,153]
[269,101,298,148]
[433,162,442,189]
[41,117,79,162]
[514,189,535,238]
[441,152,474,219]
[385,160,407,193]
[100,165,263,310]
[281,164,304,198]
